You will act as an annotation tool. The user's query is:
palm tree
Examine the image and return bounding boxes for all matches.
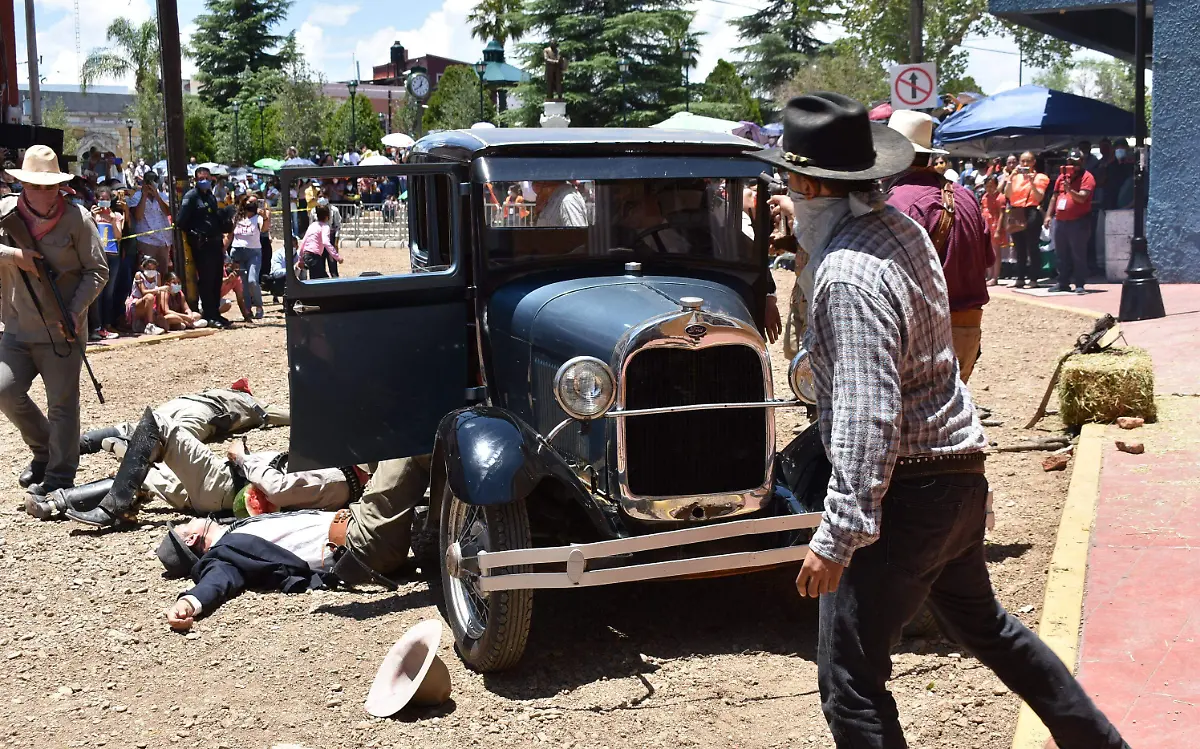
[80,17,161,94]
[467,0,526,46]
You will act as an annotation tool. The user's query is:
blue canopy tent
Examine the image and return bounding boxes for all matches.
[934,85,1136,158]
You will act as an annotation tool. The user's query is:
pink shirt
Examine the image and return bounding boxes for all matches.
[299,221,341,260]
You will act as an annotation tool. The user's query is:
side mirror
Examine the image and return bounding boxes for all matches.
[788,347,816,405]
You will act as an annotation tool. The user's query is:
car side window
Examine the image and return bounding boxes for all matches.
[284,168,455,282]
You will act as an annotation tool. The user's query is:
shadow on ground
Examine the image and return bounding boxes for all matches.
[481,566,818,699]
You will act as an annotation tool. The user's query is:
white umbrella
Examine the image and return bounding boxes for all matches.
[198,161,229,175]
[281,157,317,167]
[359,154,395,166]
[470,122,497,129]
[650,111,744,135]
[381,133,415,148]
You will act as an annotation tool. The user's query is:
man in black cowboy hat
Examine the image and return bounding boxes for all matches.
[756,92,1126,749]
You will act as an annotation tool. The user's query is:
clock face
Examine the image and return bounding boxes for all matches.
[409,73,430,100]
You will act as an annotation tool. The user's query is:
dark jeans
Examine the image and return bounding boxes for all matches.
[1054,217,1092,289]
[192,235,224,320]
[1011,207,1041,282]
[818,472,1126,749]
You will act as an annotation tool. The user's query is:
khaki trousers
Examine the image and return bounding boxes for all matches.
[142,415,235,513]
[346,455,431,575]
[0,335,83,485]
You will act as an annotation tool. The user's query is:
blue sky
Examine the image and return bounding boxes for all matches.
[17,0,1068,100]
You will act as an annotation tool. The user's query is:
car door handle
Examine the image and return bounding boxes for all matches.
[293,302,321,314]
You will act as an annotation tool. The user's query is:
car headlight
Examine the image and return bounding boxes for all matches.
[554,356,616,420]
[789,347,817,405]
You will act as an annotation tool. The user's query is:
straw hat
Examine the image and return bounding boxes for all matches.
[6,145,73,185]
[364,620,452,717]
[886,110,948,155]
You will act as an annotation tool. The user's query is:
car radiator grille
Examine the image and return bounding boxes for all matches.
[623,345,767,497]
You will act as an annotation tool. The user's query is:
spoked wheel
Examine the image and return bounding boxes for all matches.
[438,483,533,672]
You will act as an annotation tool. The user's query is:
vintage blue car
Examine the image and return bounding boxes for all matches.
[282,129,828,672]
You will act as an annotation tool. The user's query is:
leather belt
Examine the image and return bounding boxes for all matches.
[893,452,986,480]
[327,508,351,549]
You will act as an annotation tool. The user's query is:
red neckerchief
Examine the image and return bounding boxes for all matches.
[16,191,67,241]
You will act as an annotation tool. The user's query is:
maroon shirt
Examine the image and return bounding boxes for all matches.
[887,170,995,312]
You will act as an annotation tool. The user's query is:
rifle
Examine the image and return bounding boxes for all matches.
[17,258,105,404]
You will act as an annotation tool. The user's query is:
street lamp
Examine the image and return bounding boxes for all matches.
[232,100,241,164]
[619,58,631,127]
[474,60,487,123]
[377,112,386,136]
[347,79,358,153]
[125,119,134,161]
[1118,0,1165,322]
[257,95,266,156]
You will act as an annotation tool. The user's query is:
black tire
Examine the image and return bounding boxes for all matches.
[438,483,533,672]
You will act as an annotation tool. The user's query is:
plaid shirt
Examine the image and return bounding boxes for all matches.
[803,204,987,566]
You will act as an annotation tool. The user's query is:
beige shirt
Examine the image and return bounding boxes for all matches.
[0,196,108,342]
[238,451,349,511]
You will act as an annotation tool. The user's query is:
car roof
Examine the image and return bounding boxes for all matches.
[412,127,764,162]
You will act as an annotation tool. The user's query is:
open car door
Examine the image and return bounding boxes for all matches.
[282,162,468,470]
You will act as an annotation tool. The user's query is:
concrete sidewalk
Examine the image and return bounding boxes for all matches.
[1001,283,1200,748]
[992,282,1200,395]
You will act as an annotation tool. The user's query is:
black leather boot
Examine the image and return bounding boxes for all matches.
[18,460,47,489]
[79,426,122,455]
[66,408,162,530]
[25,478,115,521]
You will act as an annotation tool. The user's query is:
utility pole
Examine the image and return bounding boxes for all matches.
[1118,0,1165,321]
[24,0,41,125]
[909,0,924,63]
[155,0,187,283]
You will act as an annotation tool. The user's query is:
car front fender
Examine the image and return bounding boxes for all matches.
[434,407,617,537]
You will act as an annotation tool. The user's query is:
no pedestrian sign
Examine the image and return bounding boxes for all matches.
[889,62,938,110]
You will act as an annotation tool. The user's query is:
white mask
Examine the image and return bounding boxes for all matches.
[789,193,853,311]
[170,283,182,294]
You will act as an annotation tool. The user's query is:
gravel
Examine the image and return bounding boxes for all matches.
[0,286,1090,748]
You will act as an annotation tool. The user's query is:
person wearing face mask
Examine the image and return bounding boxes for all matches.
[176,167,232,328]
[752,94,1126,749]
[1003,151,1049,288]
[885,110,993,382]
[0,145,109,495]
[89,185,123,340]
[226,196,268,319]
[1045,150,1096,294]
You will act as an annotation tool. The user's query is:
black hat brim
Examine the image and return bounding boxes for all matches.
[752,122,916,182]
[156,524,200,579]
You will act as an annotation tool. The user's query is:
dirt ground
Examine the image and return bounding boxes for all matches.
[0,273,1097,749]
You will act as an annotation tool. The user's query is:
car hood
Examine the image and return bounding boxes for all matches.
[489,274,756,366]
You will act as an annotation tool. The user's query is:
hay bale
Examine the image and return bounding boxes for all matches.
[1058,346,1156,426]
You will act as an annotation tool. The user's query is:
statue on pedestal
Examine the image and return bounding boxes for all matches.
[543,42,567,102]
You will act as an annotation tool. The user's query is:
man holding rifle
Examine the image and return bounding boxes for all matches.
[0,146,108,494]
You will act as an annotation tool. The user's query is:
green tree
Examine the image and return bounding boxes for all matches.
[80,17,165,163]
[189,0,293,108]
[393,94,426,138]
[275,51,333,156]
[80,17,160,94]
[468,0,526,45]
[510,0,700,127]
[423,65,497,131]
[183,95,217,162]
[734,0,834,98]
[778,41,889,108]
[41,98,80,158]
[324,94,386,154]
[686,59,762,122]
[1032,60,1073,92]
[840,0,1073,84]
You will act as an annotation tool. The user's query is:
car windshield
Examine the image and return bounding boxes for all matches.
[480,178,757,267]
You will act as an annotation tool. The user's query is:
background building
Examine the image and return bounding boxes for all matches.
[993,0,1199,283]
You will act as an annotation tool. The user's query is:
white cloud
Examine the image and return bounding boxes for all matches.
[19,0,157,86]
[350,0,479,80]
[320,4,360,27]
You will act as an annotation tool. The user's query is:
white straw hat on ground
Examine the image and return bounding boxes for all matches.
[6,145,73,185]
[886,110,948,155]
[364,619,452,717]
